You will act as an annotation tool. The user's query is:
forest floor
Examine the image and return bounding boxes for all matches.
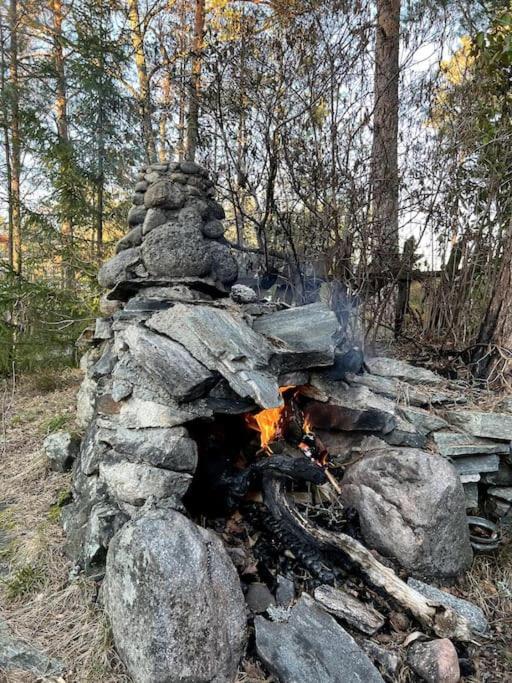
[0,370,510,682]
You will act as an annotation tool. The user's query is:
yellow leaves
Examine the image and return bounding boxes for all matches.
[440,35,474,86]
[311,98,328,127]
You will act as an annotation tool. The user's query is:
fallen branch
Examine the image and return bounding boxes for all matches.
[263,474,475,642]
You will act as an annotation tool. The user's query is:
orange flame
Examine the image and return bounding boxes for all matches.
[245,386,296,450]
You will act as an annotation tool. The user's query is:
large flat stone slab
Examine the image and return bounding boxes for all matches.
[148,304,281,408]
[252,302,340,371]
[306,379,397,433]
[452,455,500,476]
[397,405,449,434]
[366,356,444,385]
[255,595,384,683]
[445,410,512,441]
[350,373,454,407]
[432,431,510,457]
[122,324,214,401]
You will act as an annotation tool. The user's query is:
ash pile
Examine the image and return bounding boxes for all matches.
[54,160,512,683]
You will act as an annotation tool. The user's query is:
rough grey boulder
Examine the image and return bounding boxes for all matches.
[341,447,473,578]
[144,179,186,209]
[202,219,225,238]
[97,247,142,289]
[141,222,212,278]
[142,208,168,234]
[255,595,384,683]
[230,284,258,303]
[116,225,142,253]
[128,205,147,226]
[43,430,80,472]
[208,241,238,284]
[103,509,246,683]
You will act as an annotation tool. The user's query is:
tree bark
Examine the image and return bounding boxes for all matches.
[127,0,156,162]
[8,0,21,275]
[185,0,205,161]
[370,0,400,273]
[51,0,74,287]
[471,218,512,385]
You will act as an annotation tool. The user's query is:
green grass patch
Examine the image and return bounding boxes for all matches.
[3,563,46,600]
[41,413,72,434]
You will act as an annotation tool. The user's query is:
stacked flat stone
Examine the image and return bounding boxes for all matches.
[97,159,238,295]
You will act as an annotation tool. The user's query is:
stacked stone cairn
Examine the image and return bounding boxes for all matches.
[60,159,512,683]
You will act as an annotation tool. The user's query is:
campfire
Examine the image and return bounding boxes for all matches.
[244,386,340,492]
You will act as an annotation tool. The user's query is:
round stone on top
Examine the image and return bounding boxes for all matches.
[144,180,186,210]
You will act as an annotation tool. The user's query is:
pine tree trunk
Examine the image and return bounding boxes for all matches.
[127,0,156,162]
[370,0,400,273]
[8,0,21,275]
[51,0,74,288]
[185,0,205,162]
[471,219,512,385]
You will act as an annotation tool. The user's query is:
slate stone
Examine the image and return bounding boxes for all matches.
[148,304,281,408]
[43,430,80,472]
[432,431,510,457]
[144,180,186,209]
[122,324,214,401]
[142,207,168,235]
[488,486,512,502]
[94,317,113,340]
[305,381,397,434]
[382,415,426,448]
[350,373,454,407]
[81,501,128,566]
[90,344,116,380]
[255,595,384,683]
[445,410,512,441]
[482,460,512,485]
[141,222,212,278]
[99,461,192,506]
[0,618,63,677]
[103,509,246,683]
[366,356,444,386]
[407,578,489,634]
[117,396,208,428]
[97,425,197,473]
[341,448,473,578]
[253,302,340,371]
[127,205,147,226]
[452,455,500,476]
[463,482,479,509]
[397,406,449,434]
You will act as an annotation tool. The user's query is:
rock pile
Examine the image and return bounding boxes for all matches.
[60,159,510,683]
[97,160,238,296]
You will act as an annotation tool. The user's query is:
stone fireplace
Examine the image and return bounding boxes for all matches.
[63,159,486,683]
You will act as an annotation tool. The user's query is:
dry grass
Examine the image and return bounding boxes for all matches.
[0,370,129,683]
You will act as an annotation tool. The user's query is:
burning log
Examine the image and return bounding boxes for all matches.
[262,474,475,642]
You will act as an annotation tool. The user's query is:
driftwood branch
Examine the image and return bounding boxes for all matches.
[263,475,475,642]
